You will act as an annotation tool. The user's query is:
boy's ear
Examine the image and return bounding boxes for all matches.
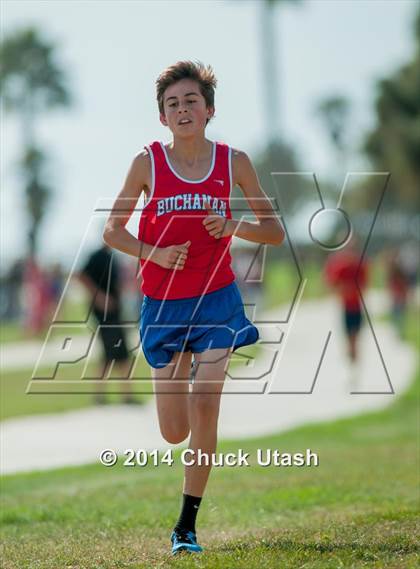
[159,113,168,127]
[207,106,215,121]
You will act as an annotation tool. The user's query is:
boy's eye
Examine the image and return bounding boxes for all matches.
[168,99,196,108]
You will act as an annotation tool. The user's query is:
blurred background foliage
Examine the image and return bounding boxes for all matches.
[359,10,420,213]
[0,27,72,257]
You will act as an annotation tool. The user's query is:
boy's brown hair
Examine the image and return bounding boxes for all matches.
[156,61,217,121]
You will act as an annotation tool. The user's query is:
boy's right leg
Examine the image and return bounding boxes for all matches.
[153,351,192,444]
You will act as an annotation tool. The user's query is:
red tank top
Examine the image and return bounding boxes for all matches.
[137,140,235,299]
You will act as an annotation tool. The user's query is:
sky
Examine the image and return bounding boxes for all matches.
[1,0,417,271]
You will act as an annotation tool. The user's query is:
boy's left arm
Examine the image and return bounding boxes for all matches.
[203,149,284,245]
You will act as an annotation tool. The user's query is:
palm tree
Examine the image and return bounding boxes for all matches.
[0,27,72,256]
[20,146,52,257]
[364,7,420,211]
[232,0,302,145]
[316,95,351,182]
[258,0,303,145]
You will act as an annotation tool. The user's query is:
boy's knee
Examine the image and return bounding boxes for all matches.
[190,395,219,424]
[160,423,190,444]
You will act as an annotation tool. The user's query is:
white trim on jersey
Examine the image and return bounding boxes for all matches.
[228,145,233,197]
[159,141,216,184]
[144,145,155,207]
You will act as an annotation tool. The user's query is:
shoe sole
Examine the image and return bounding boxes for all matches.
[172,545,203,555]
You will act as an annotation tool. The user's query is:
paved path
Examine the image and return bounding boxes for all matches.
[0,292,416,474]
[1,335,96,370]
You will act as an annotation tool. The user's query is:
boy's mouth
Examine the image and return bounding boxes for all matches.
[178,119,192,125]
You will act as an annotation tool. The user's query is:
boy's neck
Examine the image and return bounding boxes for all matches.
[168,136,212,166]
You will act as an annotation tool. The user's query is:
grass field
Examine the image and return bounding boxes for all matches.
[0,295,90,344]
[0,344,258,421]
[0,360,151,422]
[0,313,418,568]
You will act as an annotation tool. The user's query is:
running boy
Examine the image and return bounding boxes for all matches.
[103,61,284,555]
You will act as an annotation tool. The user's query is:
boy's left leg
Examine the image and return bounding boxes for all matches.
[186,348,231,496]
[171,348,231,554]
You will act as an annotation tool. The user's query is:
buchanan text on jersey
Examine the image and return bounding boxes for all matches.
[155,193,227,217]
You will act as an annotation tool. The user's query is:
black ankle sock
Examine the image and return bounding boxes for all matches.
[174,493,202,534]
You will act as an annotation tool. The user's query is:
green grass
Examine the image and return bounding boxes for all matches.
[0,313,418,568]
[0,359,152,422]
[264,260,323,309]
[264,257,387,309]
[0,322,29,344]
[0,297,96,344]
[0,344,259,421]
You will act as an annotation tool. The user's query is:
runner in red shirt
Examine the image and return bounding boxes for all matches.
[325,242,369,364]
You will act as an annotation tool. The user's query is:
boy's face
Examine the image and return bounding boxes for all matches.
[160,79,214,137]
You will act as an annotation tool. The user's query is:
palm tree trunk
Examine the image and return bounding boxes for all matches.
[259,0,281,145]
[21,95,38,258]
[21,94,35,149]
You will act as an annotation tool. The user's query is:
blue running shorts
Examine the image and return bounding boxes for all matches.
[140,281,259,369]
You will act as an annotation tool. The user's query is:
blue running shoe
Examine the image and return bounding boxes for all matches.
[171,528,203,554]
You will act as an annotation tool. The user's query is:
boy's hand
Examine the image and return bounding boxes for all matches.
[202,202,235,239]
[152,241,191,270]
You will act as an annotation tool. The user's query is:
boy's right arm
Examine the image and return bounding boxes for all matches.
[103,150,190,270]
